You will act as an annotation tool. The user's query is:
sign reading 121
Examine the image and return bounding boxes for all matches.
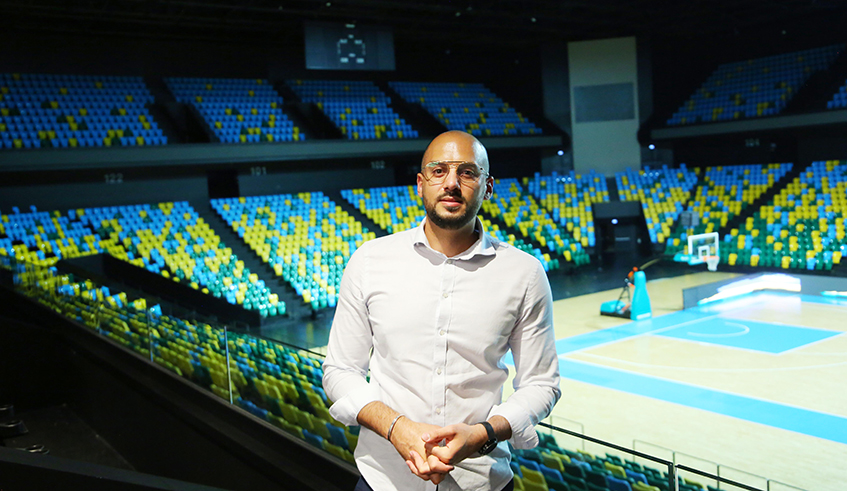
[337,32,366,65]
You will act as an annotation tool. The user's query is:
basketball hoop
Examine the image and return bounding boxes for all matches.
[705,255,719,272]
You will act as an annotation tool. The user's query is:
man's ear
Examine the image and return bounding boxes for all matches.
[416,173,423,198]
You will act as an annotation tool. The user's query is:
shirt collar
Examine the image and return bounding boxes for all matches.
[412,216,497,260]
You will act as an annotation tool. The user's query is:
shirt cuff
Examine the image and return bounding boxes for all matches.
[488,402,538,449]
[327,382,381,427]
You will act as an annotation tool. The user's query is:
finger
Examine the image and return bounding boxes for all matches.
[409,450,431,475]
[431,472,445,485]
[429,445,456,463]
[427,452,455,473]
[406,460,430,481]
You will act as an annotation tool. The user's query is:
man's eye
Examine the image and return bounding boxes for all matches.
[460,170,477,178]
[431,168,447,175]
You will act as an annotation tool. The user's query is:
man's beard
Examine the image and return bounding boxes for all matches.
[423,190,480,230]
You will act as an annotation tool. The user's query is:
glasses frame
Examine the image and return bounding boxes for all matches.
[420,160,491,187]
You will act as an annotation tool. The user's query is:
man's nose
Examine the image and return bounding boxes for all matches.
[442,168,460,189]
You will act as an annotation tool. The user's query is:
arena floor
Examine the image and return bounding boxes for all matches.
[508,271,847,491]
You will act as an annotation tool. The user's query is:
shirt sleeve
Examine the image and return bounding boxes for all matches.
[488,259,561,449]
[321,245,381,426]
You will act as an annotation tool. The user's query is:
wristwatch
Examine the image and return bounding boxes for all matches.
[476,421,498,456]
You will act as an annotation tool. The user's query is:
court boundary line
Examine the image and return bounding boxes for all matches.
[573,350,847,373]
[559,357,847,441]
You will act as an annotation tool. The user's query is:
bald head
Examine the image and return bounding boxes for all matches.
[421,130,489,173]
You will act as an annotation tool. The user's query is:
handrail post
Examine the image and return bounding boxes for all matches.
[224,324,233,405]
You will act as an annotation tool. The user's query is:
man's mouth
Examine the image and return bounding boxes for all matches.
[439,198,463,208]
[438,194,463,204]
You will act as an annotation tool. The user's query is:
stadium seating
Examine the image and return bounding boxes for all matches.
[0,72,166,149]
[664,163,792,256]
[483,178,585,269]
[826,80,847,109]
[526,170,610,249]
[668,44,843,125]
[343,183,564,271]
[4,260,354,462]
[718,160,845,270]
[165,77,302,143]
[389,81,543,136]
[0,202,282,315]
[341,186,424,234]
[515,434,713,491]
[212,193,375,311]
[616,165,699,244]
[287,80,418,140]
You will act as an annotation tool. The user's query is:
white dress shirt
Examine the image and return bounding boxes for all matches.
[322,217,561,491]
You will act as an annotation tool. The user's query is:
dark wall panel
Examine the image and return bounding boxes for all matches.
[0,176,209,211]
[238,167,395,197]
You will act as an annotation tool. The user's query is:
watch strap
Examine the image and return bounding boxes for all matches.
[476,421,497,455]
[478,421,496,441]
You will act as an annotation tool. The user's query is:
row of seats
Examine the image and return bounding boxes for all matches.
[826,81,847,109]
[1,74,545,150]
[0,201,283,316]
[1,72,165,148]
[341,183,564,271]
[4,262,355,462]
[287,80,418,140]
[664,163,792,256]
[483,178,585,269]
[668,44,843,125]
[512,432,710,491]
[616,166,700,244]
[716,160,845,271]
[212,193,375,311]
[165,77,304,143]
[525,171,609,249]
[389,81,543,136]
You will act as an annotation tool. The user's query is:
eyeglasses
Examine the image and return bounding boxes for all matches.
[421,161,489,186]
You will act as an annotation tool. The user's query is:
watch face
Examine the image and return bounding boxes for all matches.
[478,439,497,456]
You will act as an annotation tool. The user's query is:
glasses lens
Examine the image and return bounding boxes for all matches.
[425,163,450,182]
[424,162,483,184]
[456,164,482,182]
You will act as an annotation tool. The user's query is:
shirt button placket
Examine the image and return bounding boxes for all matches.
[434,257,452,424]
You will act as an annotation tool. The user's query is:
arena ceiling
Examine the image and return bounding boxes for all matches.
[2,0,847,48]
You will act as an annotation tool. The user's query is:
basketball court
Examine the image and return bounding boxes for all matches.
[501,268,847,491]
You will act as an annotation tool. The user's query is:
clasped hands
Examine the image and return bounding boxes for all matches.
[389,417,489,484]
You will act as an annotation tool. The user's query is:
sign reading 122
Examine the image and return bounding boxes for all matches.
[337,33,366,65]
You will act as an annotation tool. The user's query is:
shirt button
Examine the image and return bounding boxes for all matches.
[442,292,448,298]
[439,329,446,336]
[446,259,453,264]
[436,367,442,375]
[435,407,442,415]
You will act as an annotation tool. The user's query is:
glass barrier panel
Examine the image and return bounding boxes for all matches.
[537,423,676,491]
[676,451,719,490]
[766,481,807,491]
[717,465,768,491]
[543,415,585,451]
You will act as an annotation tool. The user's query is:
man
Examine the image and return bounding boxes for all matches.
[322,131,560,490]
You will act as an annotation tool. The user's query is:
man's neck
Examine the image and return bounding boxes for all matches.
[423,219,479,258]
